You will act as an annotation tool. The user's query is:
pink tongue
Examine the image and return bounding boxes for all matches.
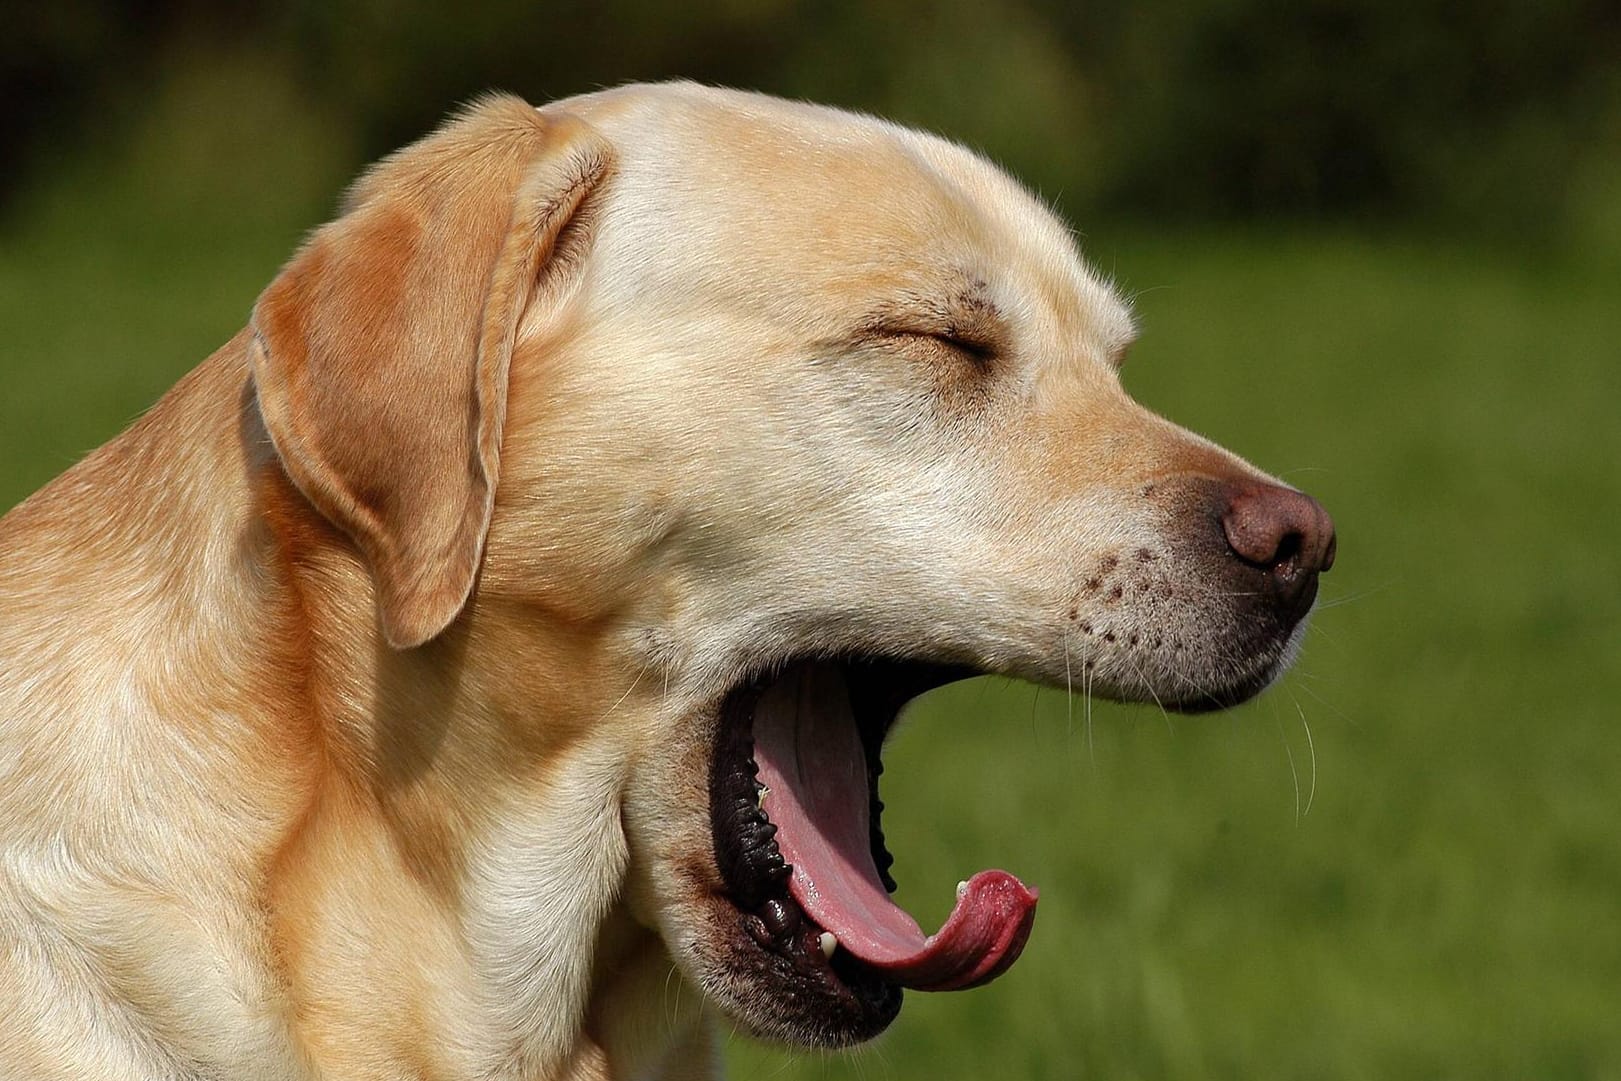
[751,664,1037,992]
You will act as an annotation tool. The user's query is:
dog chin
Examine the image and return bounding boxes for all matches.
[682,892,903,1048]
[1140,634,1304,715]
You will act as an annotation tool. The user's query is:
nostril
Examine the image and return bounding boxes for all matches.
[1272,529,1303,573]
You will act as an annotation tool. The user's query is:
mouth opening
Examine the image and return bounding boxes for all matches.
[709,656,1039,1028]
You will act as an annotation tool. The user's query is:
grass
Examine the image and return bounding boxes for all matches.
[3,118,1617,1079]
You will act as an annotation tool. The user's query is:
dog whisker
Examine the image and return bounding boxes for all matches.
[1288,687,1318,818]
[1308,578,1391,618]
[662,961,681,1032]
[1292,677,1360,729]
[1064,624,1074,740]
[1273,701,1303,825]
[598,662,651,725]
[1125,655,1173,734]
[1029,682,1043,745]
[1084,656,1095,764]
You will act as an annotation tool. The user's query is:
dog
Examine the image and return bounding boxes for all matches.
[0,82,1335,1080]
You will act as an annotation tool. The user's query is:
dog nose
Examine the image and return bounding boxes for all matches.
[1220,482,1336,619]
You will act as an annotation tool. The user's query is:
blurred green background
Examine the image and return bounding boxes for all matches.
[3,3,1618,1079]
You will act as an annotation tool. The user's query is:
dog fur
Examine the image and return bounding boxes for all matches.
[0,83,1324,1079]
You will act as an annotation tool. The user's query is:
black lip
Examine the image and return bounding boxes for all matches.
[709,680,794,913]
[705,657,971,1045]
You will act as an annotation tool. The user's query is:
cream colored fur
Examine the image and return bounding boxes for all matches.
[0,83,1296,1079]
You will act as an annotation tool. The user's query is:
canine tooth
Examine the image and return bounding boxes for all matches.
[956,880,968,899]
[818,932,837,959]
[756,784,770,808]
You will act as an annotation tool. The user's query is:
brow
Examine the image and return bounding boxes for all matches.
[858,280,1009,348]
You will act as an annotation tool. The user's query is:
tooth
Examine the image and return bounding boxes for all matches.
[818,932,837,959]
[956,880,968,899]
[757,784,770,808]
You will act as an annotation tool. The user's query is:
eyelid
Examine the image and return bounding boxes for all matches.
[870,326,997,363]
[931,330,995,361]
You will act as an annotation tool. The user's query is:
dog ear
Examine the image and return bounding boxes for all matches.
[250,96,612,649]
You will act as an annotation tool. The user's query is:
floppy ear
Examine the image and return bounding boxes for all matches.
[250,96,612,649]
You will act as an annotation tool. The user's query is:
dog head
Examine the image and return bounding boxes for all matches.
[249,83,1334,1054]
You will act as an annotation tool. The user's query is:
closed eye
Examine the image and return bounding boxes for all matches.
[857,286,1009,367]
[876,328,998,365]
[930,331,996,363]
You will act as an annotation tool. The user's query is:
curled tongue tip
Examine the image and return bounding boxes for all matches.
[867,869,1039,993]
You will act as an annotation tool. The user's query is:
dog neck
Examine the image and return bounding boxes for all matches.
[245,349,707,1075]
[0,331,708,1080]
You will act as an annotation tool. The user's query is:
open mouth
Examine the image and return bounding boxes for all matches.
[708,657,1039,1043]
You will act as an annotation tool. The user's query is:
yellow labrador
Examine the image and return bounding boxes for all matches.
[0,83,1335,1080]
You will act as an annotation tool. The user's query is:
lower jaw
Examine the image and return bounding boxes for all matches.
[1161,671,1276,713]
[1133,632,1293,713]
[712,915,904,1047]
[1176,646,1293,713]
[664,874,898,1047]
